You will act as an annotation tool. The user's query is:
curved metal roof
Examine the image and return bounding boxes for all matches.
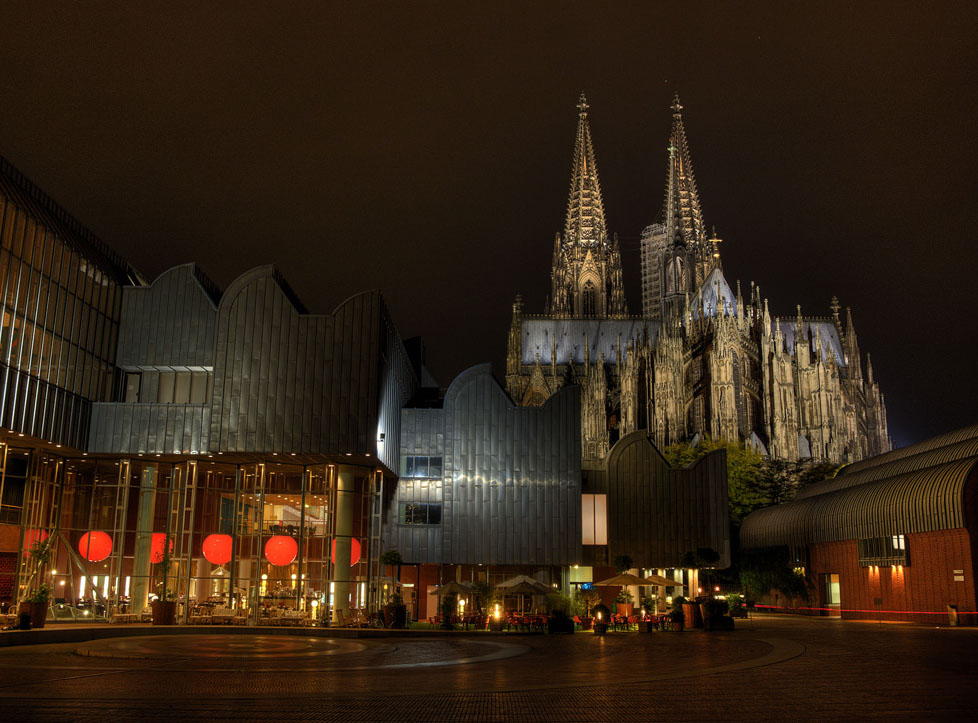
[796,435,978,499]
[741,457,978,549]
[839,423,978,476]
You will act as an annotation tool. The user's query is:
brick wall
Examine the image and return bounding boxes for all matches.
[808,528,976,625]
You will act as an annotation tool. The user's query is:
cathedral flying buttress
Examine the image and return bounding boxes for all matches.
[506,94,891,465]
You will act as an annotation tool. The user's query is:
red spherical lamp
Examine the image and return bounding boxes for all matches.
[202,534,233,565]
[23,528,49,553]
[78,531,113,562]
[330,537,362,567]
[264,535,297,566]
[150,532,174,564]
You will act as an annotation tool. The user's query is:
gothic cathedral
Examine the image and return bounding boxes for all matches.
[505,94,891,465]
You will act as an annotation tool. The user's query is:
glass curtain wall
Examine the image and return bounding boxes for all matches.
[9,456,384,625]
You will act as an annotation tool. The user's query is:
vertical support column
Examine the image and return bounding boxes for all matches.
[331,466,355,623]
[131,464,157,615]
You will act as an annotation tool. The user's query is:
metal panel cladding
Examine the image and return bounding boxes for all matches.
[209,267,416,462]
[391,364,582,566]
[586,431,731,568]
[115,263,219,369]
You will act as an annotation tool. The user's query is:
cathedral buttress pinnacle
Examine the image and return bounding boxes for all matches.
[549,94,627,318]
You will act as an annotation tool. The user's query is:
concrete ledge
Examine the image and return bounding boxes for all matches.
[0,623,548,648]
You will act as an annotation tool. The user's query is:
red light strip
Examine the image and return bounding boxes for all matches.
[754,604,978,615]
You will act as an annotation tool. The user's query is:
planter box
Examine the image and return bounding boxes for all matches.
[19,601,48,629]
[151,600,177,625]
[682,602,703,628]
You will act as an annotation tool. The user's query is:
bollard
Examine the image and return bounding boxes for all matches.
[947,604,959,627]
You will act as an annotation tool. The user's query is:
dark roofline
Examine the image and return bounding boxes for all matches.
[0,154,143,287]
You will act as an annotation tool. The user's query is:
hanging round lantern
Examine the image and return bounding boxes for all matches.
[78,531,112,562]
[264,535,297,566]
[23,528,49,553]
[150,532,174,564]
[330,537,362,567]
[202,533,233,565]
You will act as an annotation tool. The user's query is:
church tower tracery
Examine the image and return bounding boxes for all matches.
[508,93,891,466]
[550,94,627,319]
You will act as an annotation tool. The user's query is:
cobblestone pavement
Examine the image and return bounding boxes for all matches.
[0,616,975,721]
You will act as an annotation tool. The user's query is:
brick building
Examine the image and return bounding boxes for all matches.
[741,425,978,624]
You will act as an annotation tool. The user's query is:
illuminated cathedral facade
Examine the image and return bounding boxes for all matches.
[506,95,891,465]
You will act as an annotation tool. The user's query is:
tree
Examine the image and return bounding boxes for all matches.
[663,437,840,526]
[739,546,808,602]
[379,549,403,593]
[663,437,766,525]
[613,554,633,573]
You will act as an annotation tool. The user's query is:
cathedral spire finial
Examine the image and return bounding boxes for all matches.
[671,92,683,115]
[563,92,607,247]
[577,92,589,116]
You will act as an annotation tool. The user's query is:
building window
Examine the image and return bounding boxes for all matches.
[824,573,840,605]
[157,371,211,404]
[582,281,596,317]
[403,455,443,479]
[581,494,607,545]
[123,372,141,403]
[857,535,909,567]
[398,503,441,526]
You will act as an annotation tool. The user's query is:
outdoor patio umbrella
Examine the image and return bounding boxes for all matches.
[593,573,651,587]
[432,581,473,596]
[494,576,551,614]
[644,574,684,587]
[494,574,551,594]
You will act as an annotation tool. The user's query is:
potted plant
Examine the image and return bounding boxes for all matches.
[19,536,53,628]
[592,603,610,635]
[152,532,177,625]
[439,593,456,630]
[614,587,634,618]
[546,592,574,634]
[384,591,408,629]
[701,597,733,631]
[23,583,51,629]
[669,596,687,632]
[572,586,599,630]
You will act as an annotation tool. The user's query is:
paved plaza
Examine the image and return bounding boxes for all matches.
[0,615,975,721]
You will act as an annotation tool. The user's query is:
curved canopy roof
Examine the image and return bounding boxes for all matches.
[741,425,978,549]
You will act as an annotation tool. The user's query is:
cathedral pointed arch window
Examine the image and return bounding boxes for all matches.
[665,256,685,294]
[582,280,596,317]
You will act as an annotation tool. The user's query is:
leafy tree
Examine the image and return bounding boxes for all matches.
[613,554,633,573]
[663,437,766,525]
[470,580,494,614]
[739,546,808,602]
[663,437,840,526]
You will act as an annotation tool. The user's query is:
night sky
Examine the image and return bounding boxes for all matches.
[1,3,976,449]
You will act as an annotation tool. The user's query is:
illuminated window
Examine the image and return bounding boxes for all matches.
[403,456,443,479]
[581,494,607,545]
[824,573,840,605]
[858,535,908,566]
[398,503,441,526]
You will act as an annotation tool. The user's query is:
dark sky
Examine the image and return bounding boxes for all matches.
[1,2,976,449]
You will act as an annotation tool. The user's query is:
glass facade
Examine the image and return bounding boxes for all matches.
[5,453,382,624]
[0,192,122,403]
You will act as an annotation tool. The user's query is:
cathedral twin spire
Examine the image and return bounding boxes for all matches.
[663,93,715,286]
[563,93,608,248]
[549,93,627,318]
[550,92,720,320]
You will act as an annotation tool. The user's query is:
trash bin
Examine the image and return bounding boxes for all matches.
[947,604,959,626]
